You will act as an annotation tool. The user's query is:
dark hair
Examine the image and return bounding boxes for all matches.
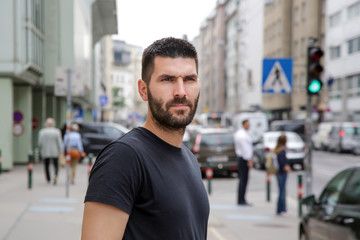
[273,134,287,154]
[242,119,249,125]
[141,37,198,85]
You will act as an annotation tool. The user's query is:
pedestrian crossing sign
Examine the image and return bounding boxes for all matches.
[262,58,293,94]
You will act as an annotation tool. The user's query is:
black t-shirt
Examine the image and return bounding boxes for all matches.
[85,127,209,240]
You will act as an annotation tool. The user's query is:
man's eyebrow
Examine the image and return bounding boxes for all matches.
[158,74,198,78]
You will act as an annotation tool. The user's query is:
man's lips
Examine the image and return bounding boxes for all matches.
[170,104,190,110]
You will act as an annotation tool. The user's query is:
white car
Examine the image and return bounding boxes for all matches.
[253,131,307,170]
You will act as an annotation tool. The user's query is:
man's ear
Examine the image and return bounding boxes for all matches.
[138,79,148,101]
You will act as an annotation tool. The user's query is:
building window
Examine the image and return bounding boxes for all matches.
[330,46,341,59]
[329,11,341,28]
[294,7,300,24]
[348,36,360,54]
[348,1,360,20]
[346,74,360,98]
[301,2,306,21]
[25,0,44,69]
[329,78,342,99]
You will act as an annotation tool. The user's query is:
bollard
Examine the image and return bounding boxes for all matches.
[266,172,271,202]
[206,158,213,195]
[28,151,34,189]
[88,153,94,182]
[0,149,2,175]
[298,174,303,217]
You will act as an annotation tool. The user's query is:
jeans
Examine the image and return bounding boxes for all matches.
[276,172,287,214]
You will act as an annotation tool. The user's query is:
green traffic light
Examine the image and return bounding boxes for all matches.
[308,79,322,93]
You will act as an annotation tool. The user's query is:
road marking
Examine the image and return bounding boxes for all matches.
[209,227,226,240]
[226,214,272,221]
[211,204,251,210]
[37,197,79,203]
[28,206,75,213]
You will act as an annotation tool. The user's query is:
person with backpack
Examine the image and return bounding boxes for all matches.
[272,134,291,216]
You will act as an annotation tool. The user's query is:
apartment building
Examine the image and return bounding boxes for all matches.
[225,0,263,113]
[326,0,360,121]
[0,0,117,169]
[197,0,226,114]
[263,0,325,121]
[111,39,145,125]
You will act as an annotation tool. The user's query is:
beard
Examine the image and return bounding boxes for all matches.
[147,88,199,131]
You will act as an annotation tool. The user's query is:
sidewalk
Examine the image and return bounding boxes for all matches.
[206,177,300,240]
[0,161,88,240]
[0,162,299,240]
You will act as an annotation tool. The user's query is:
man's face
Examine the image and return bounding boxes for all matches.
[243,121,250,130]
[147,57,200,131]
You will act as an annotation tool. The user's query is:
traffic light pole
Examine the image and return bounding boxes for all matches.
[305,95,313,197]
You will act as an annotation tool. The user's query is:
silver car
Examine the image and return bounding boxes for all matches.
[252,131,307,170]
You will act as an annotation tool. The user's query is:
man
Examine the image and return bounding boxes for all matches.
[38,118,63,185]
[81,37,209,240]
[234,119,253,205]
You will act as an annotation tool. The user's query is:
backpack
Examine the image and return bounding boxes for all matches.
[265,153,279,175]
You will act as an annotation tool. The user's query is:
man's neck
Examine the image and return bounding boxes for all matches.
[143,120,184,148]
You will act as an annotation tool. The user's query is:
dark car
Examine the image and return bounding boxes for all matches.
[299,165,360,240]
[78,122,129,156]
[187,127,238,177]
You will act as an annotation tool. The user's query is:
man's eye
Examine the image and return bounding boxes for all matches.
[185,77,197,81]
[162,77,172,81]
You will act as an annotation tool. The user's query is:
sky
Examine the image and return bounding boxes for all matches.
[115,0,217,49]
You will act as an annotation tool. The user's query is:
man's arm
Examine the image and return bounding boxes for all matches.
[81,202,130,240]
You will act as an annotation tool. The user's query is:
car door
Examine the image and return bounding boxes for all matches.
[328,168,360,240]
[307,169,353,240]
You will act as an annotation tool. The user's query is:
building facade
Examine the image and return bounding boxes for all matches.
[0,0,117,169]
[263,0,325,121]
[326,0,360,121]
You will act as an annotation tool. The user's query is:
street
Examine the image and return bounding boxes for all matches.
[207,150,360,240]
[0,150,359,240]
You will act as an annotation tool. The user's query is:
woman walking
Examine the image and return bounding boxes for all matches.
[272,134,291,215]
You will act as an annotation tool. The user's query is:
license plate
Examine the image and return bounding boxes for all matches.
[208,156,229,162]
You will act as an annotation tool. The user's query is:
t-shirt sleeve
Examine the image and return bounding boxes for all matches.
[84,142,142,214]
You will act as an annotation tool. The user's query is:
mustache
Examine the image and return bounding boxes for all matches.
[165,96,193,109]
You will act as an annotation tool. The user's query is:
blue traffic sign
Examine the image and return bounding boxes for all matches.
[262,58,293,94]
[99,95,108,106]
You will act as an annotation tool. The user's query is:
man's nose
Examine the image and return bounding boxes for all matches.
[173,78,186,98]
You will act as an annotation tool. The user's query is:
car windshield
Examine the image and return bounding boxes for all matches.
[265,134,302,143]
[344,127,356,136]
[201,133,234,146]
[272,123,304,134]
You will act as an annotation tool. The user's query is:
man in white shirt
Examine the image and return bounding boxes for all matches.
[234,119,253,205]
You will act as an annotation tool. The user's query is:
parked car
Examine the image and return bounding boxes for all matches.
[78,122,129,156]
[187,127,237,177]
[327,122,360,153]
[270,120,306,141]
[252,131,307,170]
[311,122,333,150]
[299,165,360,240]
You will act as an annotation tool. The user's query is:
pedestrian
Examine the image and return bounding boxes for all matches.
[38,118,63,185]
[81,37,209,240]
[234,119,254,206]
[63,123,85,184]
[272,134,291,215]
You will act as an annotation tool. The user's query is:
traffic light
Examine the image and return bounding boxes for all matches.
[307,46,324,95]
